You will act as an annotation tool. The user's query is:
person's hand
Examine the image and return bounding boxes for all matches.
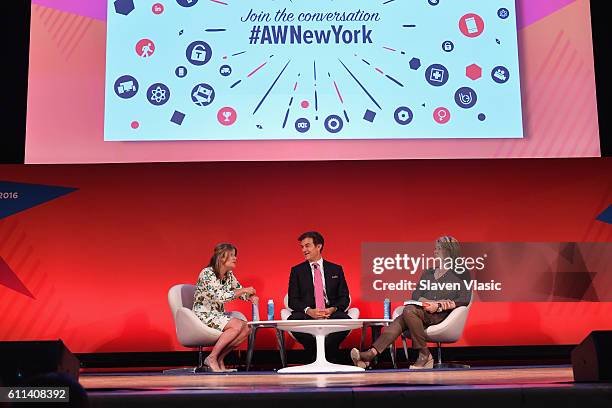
[236,287,256,297]
[249,295,259,305]
[423,302,438,313]
[437,300,455,310]
[306,308,327,319]
[441,300,455,310]
[322,307,337,318]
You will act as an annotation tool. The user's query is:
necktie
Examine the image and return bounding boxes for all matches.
[313,263,325,309]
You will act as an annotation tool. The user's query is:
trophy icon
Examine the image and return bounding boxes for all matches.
[222,110,232,123]
[217,107,237,126]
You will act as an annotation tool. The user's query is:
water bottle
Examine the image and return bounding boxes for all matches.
[384,298,391,320]
[252,302,259,321]
[267,299,274,321]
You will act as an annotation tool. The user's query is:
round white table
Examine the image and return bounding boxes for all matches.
[248,319,392,373]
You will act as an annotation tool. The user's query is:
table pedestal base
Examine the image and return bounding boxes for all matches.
[277,333,364,374]
[278,361,364,373]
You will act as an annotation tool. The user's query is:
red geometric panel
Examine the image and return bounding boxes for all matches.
[0,256,34,299]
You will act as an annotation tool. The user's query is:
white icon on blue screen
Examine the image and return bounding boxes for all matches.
[431,69,444,82]
[425,64,449,86]
[176,66,187,78]
[186,41,212,66]
[192,83,215,107]
[114,75,138,99]
[492,66,509,84]
[454,87,478,109]
[118,81,135,94]
[147,83,170,106]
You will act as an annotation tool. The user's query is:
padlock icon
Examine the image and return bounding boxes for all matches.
[191,45,208,62]
[187,41,212,65]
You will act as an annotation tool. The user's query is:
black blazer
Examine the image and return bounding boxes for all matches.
[288,260,350,312]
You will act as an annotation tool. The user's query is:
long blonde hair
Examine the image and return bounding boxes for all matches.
[207,243,237,279]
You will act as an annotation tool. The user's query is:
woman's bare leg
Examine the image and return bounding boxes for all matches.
[218,323,250,370]
[206,318,243,371]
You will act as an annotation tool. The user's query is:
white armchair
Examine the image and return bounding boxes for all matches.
[392,297,473,368]
[167,284,246,372]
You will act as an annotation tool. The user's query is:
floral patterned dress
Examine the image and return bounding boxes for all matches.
[192,267,248,331]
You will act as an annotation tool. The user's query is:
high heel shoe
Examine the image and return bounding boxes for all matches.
[409,354,434,369]
[202,356,223,372]
[350,348,369,369]
[351,348,379,369]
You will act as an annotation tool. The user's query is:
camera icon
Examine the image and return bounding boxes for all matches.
[492,66,510,84]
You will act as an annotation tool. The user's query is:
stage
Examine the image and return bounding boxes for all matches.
[81,365,612,408]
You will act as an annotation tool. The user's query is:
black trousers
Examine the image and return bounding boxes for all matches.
[288,310,351,363]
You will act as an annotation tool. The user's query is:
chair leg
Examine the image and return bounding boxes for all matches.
[194,346,209,373]
[401,333,409,362]
[433,342,470,369]
[390,342,397,369]
[163,346,206,374]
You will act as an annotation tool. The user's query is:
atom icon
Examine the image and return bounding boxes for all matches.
[147,83,170,106]
[151,86,166,103]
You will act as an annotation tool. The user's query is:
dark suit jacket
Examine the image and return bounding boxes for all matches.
[288,260,350,312]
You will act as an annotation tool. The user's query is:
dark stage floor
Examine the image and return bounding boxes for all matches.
[81,365,612,408]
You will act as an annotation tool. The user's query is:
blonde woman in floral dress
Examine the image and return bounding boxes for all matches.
[193,243,258,372]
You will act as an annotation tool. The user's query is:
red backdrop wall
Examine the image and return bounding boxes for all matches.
[1,158,611,353]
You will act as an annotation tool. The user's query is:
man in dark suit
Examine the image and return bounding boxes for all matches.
[287,231,351,363]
